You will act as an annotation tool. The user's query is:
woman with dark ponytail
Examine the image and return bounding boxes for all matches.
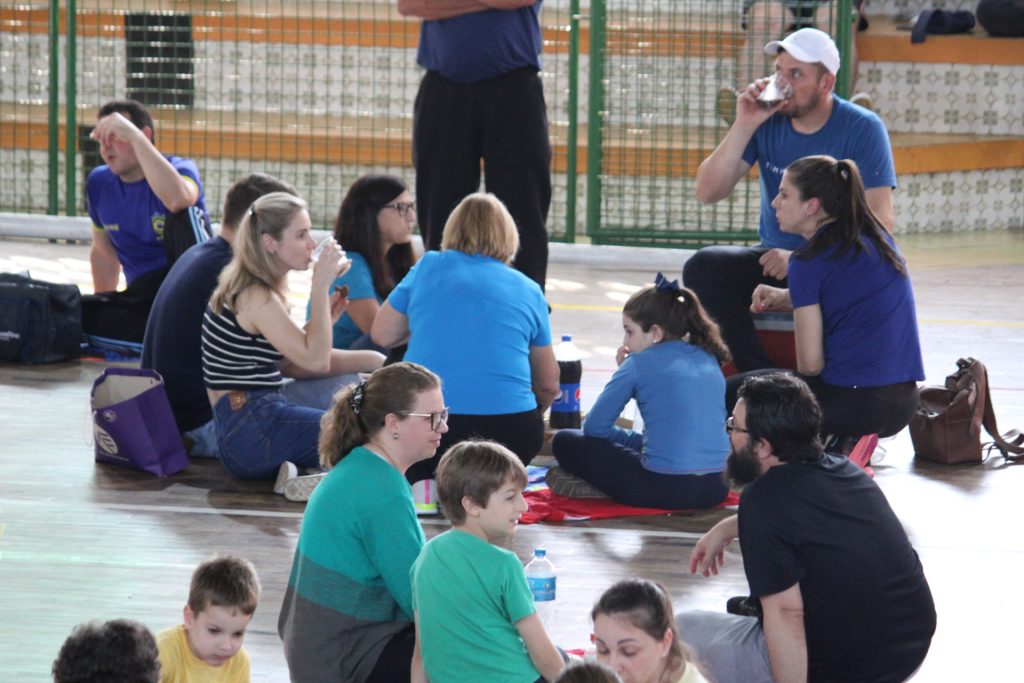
[550,275,731,509]
[746,154,923,438]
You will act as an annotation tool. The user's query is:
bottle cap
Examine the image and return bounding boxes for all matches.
[534,547,547,557]
[561,335,572,342]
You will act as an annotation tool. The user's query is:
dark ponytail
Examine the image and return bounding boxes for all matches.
[623,283,731,365]
[787,155,905,274]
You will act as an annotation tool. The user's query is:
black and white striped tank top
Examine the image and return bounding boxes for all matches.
[201,304,284,390]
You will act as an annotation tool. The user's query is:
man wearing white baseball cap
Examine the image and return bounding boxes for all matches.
[685,27,895,376]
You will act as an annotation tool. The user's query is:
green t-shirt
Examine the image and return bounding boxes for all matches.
[412,529,539,683]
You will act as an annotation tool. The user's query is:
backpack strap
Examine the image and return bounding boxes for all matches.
[970,358,1024,460]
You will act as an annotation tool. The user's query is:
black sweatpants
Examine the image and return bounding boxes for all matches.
[413,67,552,290]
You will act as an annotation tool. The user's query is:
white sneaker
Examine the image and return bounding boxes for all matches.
[274,461,299,495]
[283,473,326,503]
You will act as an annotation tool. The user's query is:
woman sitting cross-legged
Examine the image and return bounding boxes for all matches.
[201,191,383,484]
[731,155,924,440]
[550,275,731,510]
[372,192,560,483]
[278,362,447,683]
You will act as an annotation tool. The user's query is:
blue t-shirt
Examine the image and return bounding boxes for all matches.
[86,156,209,283]
[142,236,231,432]
[788,231,924,387]
[387,250,551,414]
[416,3,542,83]
[742,96,896,249]
[582,340,729,475]
[306,252,380,349]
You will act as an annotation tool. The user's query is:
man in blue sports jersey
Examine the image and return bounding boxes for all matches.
[397,0,551,291]
[83,99,211,345]
[685,28,895,373]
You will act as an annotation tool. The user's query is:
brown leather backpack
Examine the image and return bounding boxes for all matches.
[910,358,1024,464]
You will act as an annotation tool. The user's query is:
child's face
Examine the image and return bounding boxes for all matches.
[622,314,659,355]
[474,477,528,541]
[183,604,252,667]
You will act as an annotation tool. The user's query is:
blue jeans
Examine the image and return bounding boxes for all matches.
[281,373,360,411]
[183,418,219,459]
[212,389,323,480]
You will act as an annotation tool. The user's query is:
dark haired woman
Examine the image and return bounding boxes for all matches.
[747,154,923,438]
[592,578,710,683]
[309,174,417,352]
[551,273,731,510]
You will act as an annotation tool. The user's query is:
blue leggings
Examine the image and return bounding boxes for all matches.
[552,430,728,509]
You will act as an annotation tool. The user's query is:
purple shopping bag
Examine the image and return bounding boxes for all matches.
[91,367,189,476]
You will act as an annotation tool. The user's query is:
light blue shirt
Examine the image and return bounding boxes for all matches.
[583,340,729,475]
[387,250,551,414]
[306,252,379,349]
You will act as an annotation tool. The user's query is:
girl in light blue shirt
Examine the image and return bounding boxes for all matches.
[552,274,731,509]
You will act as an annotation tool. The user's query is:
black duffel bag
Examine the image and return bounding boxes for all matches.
[0,273,82,363]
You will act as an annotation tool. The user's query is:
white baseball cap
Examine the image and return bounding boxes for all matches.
[764,28,841,75]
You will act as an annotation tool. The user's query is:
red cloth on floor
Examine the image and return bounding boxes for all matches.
[520,489,740,524]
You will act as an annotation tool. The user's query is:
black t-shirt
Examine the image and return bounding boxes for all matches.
[739,453,936,682]
[141,236,232,432]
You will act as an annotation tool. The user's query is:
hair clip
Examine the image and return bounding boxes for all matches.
[350,380,367,414]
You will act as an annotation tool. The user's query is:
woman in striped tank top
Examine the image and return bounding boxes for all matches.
[201,191,383,484]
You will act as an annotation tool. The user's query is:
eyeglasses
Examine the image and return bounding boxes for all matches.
[402,407,449,432]
[725,416,750,435]
[382,201,416,217]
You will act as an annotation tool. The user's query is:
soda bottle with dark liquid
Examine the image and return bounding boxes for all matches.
[550,335,582,429]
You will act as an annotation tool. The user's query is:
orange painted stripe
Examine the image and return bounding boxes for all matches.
[7,116,1019,178]
[860,32,1024,66]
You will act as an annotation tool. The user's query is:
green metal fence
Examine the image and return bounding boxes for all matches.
[0,0,851,247]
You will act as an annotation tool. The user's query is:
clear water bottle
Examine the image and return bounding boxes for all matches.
[550,335,582,429]
[525,547,557,631]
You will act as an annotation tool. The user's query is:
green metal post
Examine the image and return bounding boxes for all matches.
[584,0,605,241]
[65,0,77,215]
[834,0,853,98]
[563,0,580,243]
[47,0,60,215]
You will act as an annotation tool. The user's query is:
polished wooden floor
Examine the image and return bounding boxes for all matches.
[1,231,1022,681]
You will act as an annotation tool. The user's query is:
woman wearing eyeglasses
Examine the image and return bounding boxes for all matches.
[279,362,447,683]
[309,174,418,353]
[372,192,560,484]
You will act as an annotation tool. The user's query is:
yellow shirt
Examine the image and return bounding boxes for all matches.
[157,624,250,683]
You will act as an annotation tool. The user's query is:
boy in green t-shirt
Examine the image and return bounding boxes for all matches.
[411,440,565,683]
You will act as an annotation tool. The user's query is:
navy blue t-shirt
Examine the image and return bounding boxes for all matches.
[141,236,231,432]
[788,230,924,387]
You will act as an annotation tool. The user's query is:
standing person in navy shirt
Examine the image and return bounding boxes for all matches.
[397,0,551,290]
[84,99,211,344]
[741,155,924,438]
[551,275,732,510]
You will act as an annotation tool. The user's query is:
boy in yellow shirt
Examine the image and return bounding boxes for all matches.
[157,555,260,682]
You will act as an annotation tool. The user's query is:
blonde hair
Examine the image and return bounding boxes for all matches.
[440,192,520,264]
[209,191,307,313]
[318,362,441,468]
